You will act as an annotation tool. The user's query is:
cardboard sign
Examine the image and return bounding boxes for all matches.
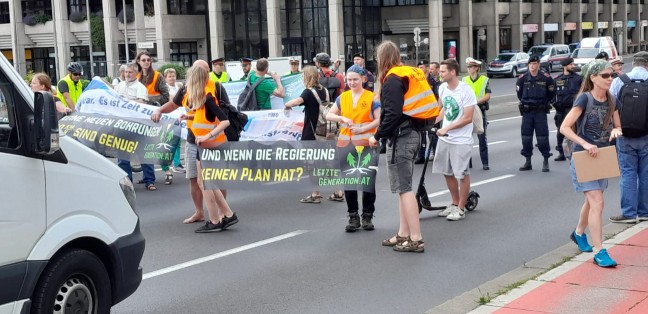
[572,146,620,183]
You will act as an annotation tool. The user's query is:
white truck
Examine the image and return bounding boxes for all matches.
[571,36,619,71]
[0,53,144,313]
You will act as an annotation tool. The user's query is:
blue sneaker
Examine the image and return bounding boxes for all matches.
[570,231,593,252]
[593,249,617,267]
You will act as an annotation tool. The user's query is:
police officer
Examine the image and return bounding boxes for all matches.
[552,57,582,161]
[463,57,491,170]
[209,57,231,83]
[352,53,375,92]
[240,57,254,80]
[516,54,556,172]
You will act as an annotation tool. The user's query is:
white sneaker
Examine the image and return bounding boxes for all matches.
[438,204,456,217]
[446,207,466,221]
[428,153,434,161]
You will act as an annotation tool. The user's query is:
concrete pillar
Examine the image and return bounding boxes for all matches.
[530,1,544,45]
[53,0,72,79]
[102,0,121,77]
[567,2,583,43]
[133,0,146,51]
[8,0,27,74]
[632,2,641,50]
[153,0,169,63]
[267,0,282,57]
[207,0,224,60]
[428,0,444,63]
[458,0,472,72]
[328,0,344,67]
[506,0,524,52]
[485,0,499,64]
[550,3,565,45]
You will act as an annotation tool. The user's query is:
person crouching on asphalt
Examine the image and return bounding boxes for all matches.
[560,60,622,267]
[432,59,477,221]
[326,65,381,232]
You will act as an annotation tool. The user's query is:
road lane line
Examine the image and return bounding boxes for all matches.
[473,140,507,148]
[426,174,515,198]
[489,116,521,123]
[491,93,516,99]
[143,230,308,280]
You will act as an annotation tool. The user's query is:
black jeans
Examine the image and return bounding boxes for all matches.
[477,107,489,165]
[344,190,376,215]
[521,110,551,158]
[553,109,569,154]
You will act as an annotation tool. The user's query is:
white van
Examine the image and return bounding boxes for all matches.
[571,36,618,71]
[0,54,144,313]
[527,44,572,72]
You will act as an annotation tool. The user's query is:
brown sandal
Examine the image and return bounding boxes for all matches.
[381,234,409,247]
[393,239,425,253]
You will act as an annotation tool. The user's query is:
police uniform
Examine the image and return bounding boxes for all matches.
[210,57,231,83]
[353,54,375,92]
[462,57,491,170]
[552,57,582,160]
[240,57,253,81]
[516,54,556,172]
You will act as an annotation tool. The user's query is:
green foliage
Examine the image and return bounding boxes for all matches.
[81,79,90,90]
[23,70,35,85]
[157,63,187,79]
[69,11,86,23]
[33,14,52,24]
[90,14,105,50]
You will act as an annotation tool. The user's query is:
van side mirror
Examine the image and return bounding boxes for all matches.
[33,91,59,155]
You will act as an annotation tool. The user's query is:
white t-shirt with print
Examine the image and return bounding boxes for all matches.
[438,81,476,145]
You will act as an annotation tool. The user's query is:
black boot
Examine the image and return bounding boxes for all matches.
[554,153,566,161]
[519,157,532,171]
[542,157,550,172]
[345,213,361,232]
[361,213,374,231]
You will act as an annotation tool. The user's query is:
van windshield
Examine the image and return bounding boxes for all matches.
[572,48,599,58]
[528,47,549,56]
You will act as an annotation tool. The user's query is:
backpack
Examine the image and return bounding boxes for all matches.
[618,74,648,138]
[472,105,484,135]
[309,87,338,138]
[318,71,342,103]
[220,103,249,141]
[237,75,265,111]
[563,93,599,159]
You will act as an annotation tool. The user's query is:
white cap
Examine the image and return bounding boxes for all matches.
[465,57,482,66]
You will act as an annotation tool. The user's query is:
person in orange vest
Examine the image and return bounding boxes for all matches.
[326,65,381,232]
[152,60,238,232]
[368,41,439,253]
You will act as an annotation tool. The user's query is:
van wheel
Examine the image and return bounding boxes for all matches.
[510,67,517,78]
[31,249,111,314]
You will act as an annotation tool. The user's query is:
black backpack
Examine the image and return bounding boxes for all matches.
[220,103,248,141]
[237,75,265,111]
[319,71,342,102]
[619,74,648,138]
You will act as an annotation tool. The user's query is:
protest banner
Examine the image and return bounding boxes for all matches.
[199,141,379,191]
[59,113,181,164]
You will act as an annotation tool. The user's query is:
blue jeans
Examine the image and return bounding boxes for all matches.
[118,159,155,185]
[617,136,648,218]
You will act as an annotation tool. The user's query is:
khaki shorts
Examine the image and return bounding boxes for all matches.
[432,140,472,179]
[386,130,420,193]
[185,141,198,179]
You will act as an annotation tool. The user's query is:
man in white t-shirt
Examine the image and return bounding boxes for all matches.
[432,59,477,221]
[115,63,148,103]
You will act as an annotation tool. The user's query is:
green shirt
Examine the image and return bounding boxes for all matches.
[249,72,277,110]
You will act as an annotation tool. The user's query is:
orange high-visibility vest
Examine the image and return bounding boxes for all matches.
[337,90,377,147]
[137,70,161,96]
[182,80,217,129]
[189,90,226,148]
[384,66,439,119]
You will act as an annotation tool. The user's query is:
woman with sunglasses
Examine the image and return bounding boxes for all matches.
[560,60,623,268]
[135,51,169,106]
[56,62,84,112]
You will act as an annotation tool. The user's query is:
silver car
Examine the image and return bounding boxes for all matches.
[487,51,529,78]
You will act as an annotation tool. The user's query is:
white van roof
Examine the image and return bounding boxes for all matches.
[580,37,616,49]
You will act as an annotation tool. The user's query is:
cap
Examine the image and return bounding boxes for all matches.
[240,57,253,64]
[560,57,574,67]
[611,56,624,65]
[528,55,541,63]
[352,53,365,59]
[417,60,430,66]
[465,57,482,66]
[313,52,331,65]
[289,57,300,64]
[211,57,224,63]
[634,51,648,62]
[595,51,609,60]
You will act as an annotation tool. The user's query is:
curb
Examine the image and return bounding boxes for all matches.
[425,220,641,314]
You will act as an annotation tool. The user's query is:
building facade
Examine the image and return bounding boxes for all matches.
[1,0,647,81]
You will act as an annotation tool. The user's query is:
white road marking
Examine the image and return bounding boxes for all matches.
[426,174,516,198]
[491,93,516,99]
[143,230,308,280]
[489,116,521,123]
[473,140,507,148]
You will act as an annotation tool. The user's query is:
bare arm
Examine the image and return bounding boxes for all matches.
[284,96,304,109]
[271,73,285,97]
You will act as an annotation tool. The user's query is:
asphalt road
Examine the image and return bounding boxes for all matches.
[112,64,632,314]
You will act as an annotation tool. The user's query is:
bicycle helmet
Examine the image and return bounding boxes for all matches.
[67,62,83,74]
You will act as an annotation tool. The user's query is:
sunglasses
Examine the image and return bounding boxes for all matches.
[71,72,81,76]
[598,73,615,79]
[140,58,152,62]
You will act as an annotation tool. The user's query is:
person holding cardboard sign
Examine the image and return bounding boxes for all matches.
[559,60,623,268]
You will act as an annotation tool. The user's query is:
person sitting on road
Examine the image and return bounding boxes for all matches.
[326,65,381,232]
[560,60,622,268]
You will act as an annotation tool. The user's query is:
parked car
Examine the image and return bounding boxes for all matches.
[527,44,571,72]
[487,51,530,78]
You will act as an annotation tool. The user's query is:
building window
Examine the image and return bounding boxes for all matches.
[21,0,53,18]
[170,42,198,67]
[384,0,427,5]
[223,0,268,60]
[0,3,10,24]
[342,0,381,72]
[167,0,206,15]
[280,0,331,65]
